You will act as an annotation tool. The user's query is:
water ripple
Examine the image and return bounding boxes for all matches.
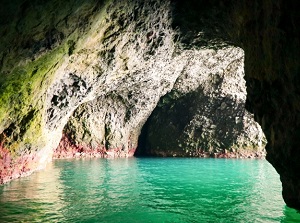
[0,158,299,222]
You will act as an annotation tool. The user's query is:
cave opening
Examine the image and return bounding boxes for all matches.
[0,0,300,213]
[135,112,151,157]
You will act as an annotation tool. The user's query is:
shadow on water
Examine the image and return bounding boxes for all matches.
[1,158,300,222]
[281,206,300,222]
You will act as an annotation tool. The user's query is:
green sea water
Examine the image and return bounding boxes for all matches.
[1,158,300,223]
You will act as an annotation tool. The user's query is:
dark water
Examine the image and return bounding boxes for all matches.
[1,158,300,223]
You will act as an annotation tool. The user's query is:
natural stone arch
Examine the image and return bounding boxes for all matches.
[170,0,300,209]
[0,0,299,210]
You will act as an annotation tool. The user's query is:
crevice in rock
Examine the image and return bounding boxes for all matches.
[135,112,152,157]
[1,0,299,209]
[135,85,265,158]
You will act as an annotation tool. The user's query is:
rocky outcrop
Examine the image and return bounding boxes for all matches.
[56,46,266,159]
[0,0,263,182]
[172,0,300,210]
[1,0,300,210]
[52,3,265,159]
[237,0,300,209]
[0,0,106,183]
[138,48,266,157]
[51,0,182,158]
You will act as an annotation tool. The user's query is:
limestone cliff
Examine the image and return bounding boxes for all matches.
[0,0,299,210]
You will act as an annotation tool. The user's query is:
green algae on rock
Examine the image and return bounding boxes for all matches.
[1,0,265,180]
[0,0,108,182]
[0,0,300,211]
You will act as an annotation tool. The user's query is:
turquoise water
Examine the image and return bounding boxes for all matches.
[1,158,300,223]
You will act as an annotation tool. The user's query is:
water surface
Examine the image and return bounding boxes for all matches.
[1,158,300,222]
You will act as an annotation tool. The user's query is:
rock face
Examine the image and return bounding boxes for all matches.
[0,0,300,210]
[170,0,300,210]
[52,2,265,159]
[0,0,264,181]
[138,48,266,157]
[237,0,300,210]
[0,0,106,183]
[55,39,266,159]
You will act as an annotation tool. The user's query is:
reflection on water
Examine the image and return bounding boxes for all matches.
[0,158,300,223]
[0,162,65,222]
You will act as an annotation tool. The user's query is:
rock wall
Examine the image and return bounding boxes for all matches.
[138,48,266,158]
[238,0,300,210]
[0,0,106,183]
[52,2,265,159]
[0,0,263,181]
[57,45,266,159]
[0,0,300,210]
[171,0,300,209]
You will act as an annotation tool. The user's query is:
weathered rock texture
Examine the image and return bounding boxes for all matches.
[0,0,105,183]
[0,0,300,210]
[171,0,299,210]
[138,48,266,157]
[55,39,265,159]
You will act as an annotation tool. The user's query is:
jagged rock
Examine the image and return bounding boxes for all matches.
[138,47,266,157]
[0,0,300,210]
[55,26,265,159]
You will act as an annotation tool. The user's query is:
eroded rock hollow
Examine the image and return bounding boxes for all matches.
[0,0,299,209]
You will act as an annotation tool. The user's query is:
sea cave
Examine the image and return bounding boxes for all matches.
[0,0,300,221]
